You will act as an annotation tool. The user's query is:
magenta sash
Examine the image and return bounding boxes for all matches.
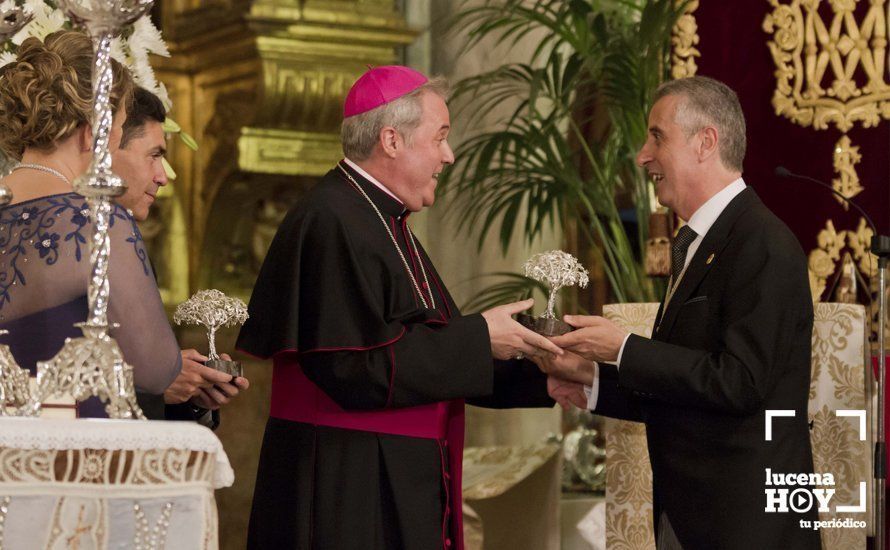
[270,353,466,549]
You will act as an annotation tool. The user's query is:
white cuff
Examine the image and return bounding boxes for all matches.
[583,362,600,410]
[613,333,631,369]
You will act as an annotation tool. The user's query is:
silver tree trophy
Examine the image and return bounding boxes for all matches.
[174,290,249,377]
[23,0,154,419]
[517,250,589,336]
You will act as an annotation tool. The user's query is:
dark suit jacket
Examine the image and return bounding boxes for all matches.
[595,188,821,549]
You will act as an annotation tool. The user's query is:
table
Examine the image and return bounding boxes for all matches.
[0,417,233,549]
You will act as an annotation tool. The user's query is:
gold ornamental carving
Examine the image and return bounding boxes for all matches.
[763,0,890,134]
[831,135,863,210]
[809,219,887,350]
[764,0,886,299]
[671,0,700,79]
[808,217,877,301]
[241,1,417,179]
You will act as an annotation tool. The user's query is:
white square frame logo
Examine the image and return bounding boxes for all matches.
[765,409,866,441]
[764,409,867,514]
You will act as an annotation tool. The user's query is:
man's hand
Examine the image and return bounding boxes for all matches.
[164,350,250,409]
[550,315,628,363]
[532,350,596,385]
[547,376,588,411]
[481,299,563,360]
[164,349,213,404]
[194,352,250,409]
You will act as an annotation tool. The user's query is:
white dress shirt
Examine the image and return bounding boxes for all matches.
[585,178,747,409]
[344,157,403,205]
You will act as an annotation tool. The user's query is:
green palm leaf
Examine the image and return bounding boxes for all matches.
[444,0,683,304]
[461,272,548,314]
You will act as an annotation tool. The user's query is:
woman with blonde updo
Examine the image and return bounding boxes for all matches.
[0,30,182,416]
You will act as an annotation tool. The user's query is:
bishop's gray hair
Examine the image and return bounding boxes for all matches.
[341,76,449,161]
[654,76,747,172]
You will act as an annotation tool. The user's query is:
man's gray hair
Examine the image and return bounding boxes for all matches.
[341,76,449,161]
[654,76,746,172]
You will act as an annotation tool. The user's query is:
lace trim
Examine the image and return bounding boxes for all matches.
[0,417,233,488]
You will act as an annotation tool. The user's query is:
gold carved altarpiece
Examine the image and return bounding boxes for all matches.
[148,0,415,304]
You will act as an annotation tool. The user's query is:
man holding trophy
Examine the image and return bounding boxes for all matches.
[112,86,250,424]
[540,76,820,549]
[238,66,567,549]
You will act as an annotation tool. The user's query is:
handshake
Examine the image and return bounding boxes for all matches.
[480,298,629,411]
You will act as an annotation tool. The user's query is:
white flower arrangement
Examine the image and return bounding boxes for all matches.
[5,0,64,44]
[110,14,171,109]
[1,1,196,178]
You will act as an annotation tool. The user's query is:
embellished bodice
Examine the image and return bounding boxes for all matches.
[0,193,149,314]
[0,192,181,399]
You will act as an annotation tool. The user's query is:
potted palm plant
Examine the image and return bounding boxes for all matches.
[444,0,685,308]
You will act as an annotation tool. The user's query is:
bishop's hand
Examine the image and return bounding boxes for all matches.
[481,299,564,360]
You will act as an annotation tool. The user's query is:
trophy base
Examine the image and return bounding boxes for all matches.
[206,359,243,378]
[517,314,573,337]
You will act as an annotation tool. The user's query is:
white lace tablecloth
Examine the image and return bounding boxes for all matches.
[0,417,234,549]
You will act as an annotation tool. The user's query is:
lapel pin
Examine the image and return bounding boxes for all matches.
[706,253,715,265]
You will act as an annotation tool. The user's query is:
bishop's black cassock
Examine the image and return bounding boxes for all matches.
[237,161,552,550]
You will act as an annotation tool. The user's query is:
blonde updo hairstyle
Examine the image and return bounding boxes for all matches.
[0,30,134,160]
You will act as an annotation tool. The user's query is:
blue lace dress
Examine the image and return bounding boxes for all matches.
[0,192,182,417]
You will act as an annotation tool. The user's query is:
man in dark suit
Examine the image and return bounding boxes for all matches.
[543,76,821,549]
[114,87,250,426]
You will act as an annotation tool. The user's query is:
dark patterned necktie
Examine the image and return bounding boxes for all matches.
[671,225,698,285]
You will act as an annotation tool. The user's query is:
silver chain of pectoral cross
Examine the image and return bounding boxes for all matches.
[338,163,436,310]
